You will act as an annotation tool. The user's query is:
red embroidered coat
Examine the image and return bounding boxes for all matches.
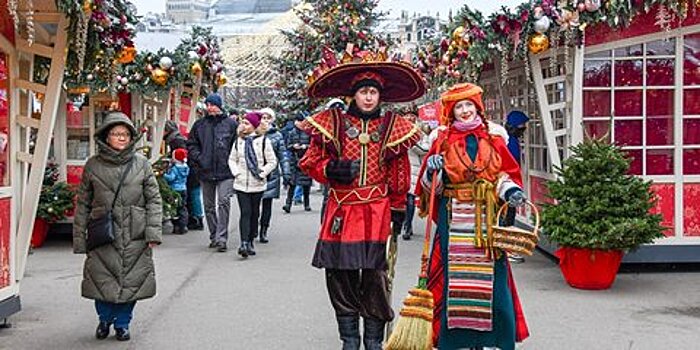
[299,109,420,269]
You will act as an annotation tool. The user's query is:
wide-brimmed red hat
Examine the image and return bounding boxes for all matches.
[307,52,426,103]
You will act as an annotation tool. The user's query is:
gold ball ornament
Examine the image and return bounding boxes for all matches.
[82,0,93,14]
[151,68,169,86]
[528,33,550,54]
[452,26,465,43]
[191,62,202,75]
[217,74,228,87]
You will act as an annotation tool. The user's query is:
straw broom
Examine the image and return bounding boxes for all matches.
[385,172,439,350]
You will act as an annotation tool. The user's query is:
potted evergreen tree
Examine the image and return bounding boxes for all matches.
[35,162,76,247]
[541,139,665,290]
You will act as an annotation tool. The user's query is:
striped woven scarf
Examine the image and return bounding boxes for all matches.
[446,198,494,331]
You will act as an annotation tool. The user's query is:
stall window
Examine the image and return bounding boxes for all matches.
[583,39,676,176]
[683,33,700,175]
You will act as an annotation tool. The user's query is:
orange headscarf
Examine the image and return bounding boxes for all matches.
[439,83,485,126]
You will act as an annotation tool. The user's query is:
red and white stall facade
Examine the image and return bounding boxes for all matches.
[470,7,700,263]
[0,0,70,319]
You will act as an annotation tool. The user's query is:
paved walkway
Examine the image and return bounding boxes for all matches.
[1,193,699,349]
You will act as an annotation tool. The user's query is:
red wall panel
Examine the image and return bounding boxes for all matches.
[650,183,675,237]
[0,197,10,289]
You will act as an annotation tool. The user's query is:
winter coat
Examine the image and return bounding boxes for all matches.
[262,127,289,199]
[72,112,162,303]
[228,134,278,193]
[164,162,190,192]
[286,126,312,186]
[186,113,238,182]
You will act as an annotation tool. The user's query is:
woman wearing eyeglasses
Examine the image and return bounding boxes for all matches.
[72,112,162,341]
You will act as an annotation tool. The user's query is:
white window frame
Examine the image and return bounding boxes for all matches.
[581,24,700,240]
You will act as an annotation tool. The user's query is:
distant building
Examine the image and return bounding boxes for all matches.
[380,11,445,56]
[211,0,292,15]
[166,0,210,24]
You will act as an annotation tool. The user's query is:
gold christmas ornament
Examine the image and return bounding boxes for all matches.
[191,62,202,75]
[217,74,228,86]
[117,46,136,64]
[452,26,465,43]
[528,33,550,54]
[83,0,93,14]
[151,68,169,85]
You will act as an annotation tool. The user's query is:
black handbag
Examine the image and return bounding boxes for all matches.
[86,158,134,251]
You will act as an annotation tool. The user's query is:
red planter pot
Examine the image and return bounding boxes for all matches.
[31,218,50,248]
[556,247,624,290]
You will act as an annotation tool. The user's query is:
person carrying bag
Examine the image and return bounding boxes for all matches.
[86,157,134,251]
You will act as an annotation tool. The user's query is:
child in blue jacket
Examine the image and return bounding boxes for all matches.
[165,148,190,234]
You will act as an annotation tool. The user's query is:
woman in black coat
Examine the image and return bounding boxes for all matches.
[282,115,313,213]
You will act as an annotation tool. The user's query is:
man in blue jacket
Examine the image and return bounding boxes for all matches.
[505,110,530,264]
[186,94,238,252]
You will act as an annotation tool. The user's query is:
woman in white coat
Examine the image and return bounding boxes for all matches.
[228,112,278,258]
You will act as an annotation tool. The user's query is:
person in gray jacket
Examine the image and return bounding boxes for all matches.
[72,112,162,342]
[186,93,238,252]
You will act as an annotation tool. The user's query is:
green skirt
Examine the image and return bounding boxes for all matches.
[436,197,516,350]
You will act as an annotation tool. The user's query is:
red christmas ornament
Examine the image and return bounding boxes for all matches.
[440,38,450,52]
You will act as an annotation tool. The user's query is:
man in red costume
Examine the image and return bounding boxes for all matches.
[299,49,426,350]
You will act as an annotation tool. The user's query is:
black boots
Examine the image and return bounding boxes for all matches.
[336,315,361,350]
[363,318,385,350]
[188,216,204,230]
[259,226,269,243]
[237,242,249,258]
[402,226,413,240]
[237,241,256,258]
[115,327,130,341]
[95,322,110,339]
[247,241,256,256]
[336,316,385,350]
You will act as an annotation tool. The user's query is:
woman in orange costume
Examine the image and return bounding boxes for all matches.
[416,83,530,350]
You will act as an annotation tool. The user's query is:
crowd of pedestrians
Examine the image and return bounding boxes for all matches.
[71,88,530,344]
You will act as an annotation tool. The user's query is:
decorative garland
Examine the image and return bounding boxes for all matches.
[64,25,226,97]
[414,0,693,91]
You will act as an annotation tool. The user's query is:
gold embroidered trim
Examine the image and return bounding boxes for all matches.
[329,185,388,205]
[306,117,335,142]
[385,124,420,148]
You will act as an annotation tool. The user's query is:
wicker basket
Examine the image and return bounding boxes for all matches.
[492,201,540,256]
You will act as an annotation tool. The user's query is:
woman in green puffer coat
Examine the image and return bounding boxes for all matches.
[72,112,162,342]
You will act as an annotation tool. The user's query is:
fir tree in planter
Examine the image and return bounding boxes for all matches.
[541,139,665,289]
[35,162,76,247]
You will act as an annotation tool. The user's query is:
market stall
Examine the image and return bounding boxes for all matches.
[415,1,700,263]
[0,0,69,320]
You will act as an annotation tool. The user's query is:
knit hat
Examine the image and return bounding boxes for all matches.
[506,110,530,127]
[173,148,187,162]
[244,111,262,129]
[165,120,178,134]
[258,107,276,121]
[440,83,485,126]
[204,93,223,111]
